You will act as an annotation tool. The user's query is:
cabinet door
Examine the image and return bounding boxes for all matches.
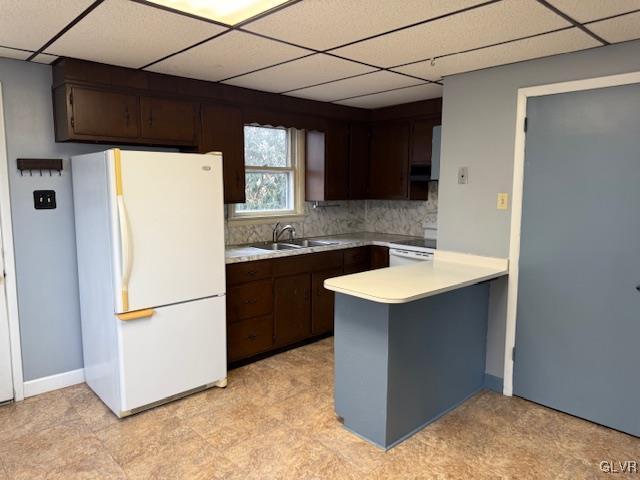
[141,96,197,144]
[349,123,369,199]
[368,122,410,199]
[325,122,350,200]
[274,274,311,347]
[71,87,139,139]
[311,267,342,335]
[370,246,389,269]
[200,104,245,204]
[410,119,435,166]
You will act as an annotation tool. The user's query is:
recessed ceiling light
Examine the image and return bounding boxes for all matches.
[148,0,289,25]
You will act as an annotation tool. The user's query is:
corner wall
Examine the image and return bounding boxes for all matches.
[437,39,640,379]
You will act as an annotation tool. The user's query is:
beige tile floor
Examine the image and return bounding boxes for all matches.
[0,337,638,479]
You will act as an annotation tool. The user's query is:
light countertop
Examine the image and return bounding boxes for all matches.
[225,232,423,264]
[324,250,508,304]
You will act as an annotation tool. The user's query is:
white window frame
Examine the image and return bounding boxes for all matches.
[228,127,305,224]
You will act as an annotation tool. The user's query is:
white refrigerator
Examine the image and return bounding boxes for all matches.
[72,149,227,417]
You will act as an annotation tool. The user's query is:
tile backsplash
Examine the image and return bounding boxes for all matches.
[225,182,438,245]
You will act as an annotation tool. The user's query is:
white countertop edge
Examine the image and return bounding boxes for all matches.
[324,252,509,304]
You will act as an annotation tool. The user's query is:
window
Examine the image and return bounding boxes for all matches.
[229,125,304,221]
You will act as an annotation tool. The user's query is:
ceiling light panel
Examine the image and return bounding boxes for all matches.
[547,0,640,23]
[223,54,375,93]
[332,0,570,68]
[0,0,94,51]
[45,0,227,68]
[393,28,600,80]
[244,0,487,50]
[147,0,289,25]
[587,11,640,43]
[336,83,443,109]
[146,30,310,82]
[288,70,424,102]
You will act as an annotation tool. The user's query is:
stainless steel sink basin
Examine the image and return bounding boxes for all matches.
[289,239,338,247]
[250,242,302,251]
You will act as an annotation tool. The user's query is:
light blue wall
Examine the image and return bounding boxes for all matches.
[0,58,172,381]
[438,39,640,378]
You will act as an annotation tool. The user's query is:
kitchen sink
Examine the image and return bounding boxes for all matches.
[288,239,338,247]
[250,242,302,251]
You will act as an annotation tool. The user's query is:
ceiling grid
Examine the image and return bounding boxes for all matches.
[0,0,638,108]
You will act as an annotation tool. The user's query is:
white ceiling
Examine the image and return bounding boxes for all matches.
[223,54,375,93]
[336,83,444,109]
[0,0,638,109]
[289,71,424,102]
[392,28,600,80]
[243,0,487,51]
[547,0,640,23]
[146,30,310,82]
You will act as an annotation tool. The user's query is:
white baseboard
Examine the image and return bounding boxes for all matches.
[23,368,85,398]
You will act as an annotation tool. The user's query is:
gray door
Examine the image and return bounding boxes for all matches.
[514,83,640,437]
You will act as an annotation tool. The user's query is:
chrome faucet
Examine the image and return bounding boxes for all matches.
[272,222,296,242]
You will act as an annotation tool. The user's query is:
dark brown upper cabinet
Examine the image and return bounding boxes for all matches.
[306,122,350,201]
[368,121,411,200]
[140,96,198,144]
[56,85,140,141]
[348,123,370,200]
[199,104,246,204]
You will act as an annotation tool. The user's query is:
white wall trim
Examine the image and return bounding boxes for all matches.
[23,368,85,398]
[503,70,640,396]
[0,82,25,401]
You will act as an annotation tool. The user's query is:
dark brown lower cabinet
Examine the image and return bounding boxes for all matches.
[274,274,312,348]
[311,267,343,335]
[226,245,389,365]
[227,315,274,362]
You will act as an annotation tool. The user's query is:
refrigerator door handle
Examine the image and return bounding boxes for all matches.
[117,196,133,311]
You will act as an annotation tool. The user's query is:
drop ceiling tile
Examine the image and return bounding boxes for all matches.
[223,54,375,93]
[332,0,570,68]
[336,83,443,109]
[288,70,424,102]
[587,11,640,43]
[146,30,311,82]
[243,0,487,50]
[393,28,600,80]
[32,53,58,64]
[547,0,640,23]
[0,47,31,62]
[0,0,93,51]
[46,0,227,68]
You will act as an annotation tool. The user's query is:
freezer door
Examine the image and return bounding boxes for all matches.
[117,296,226,413]
[109,150,225,313]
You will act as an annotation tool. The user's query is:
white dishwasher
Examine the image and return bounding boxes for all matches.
[388,238,436,266]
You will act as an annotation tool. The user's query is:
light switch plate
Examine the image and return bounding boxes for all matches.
[458,167,468,184]
[497,192,509,210]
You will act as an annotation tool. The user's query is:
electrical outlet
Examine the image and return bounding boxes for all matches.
[497,192,509,210]
[458,167,468,184]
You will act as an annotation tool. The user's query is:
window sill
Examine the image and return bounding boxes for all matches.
[227,213,306,226]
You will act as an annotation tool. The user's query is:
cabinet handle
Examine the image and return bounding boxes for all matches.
[236,171,242,188]
[242,299,258,305]
[248,333,257,341]
[124,107,130,127]
[148,108,153,127]
[247,270,257,276]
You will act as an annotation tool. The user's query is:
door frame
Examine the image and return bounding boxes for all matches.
[503,71,640,396]
[0,82,24,401]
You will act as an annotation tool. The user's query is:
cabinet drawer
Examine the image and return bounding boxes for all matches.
[343,247,370,267]
[228,315,274,362]
[227,280,273,322]
[227,260,273,285]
